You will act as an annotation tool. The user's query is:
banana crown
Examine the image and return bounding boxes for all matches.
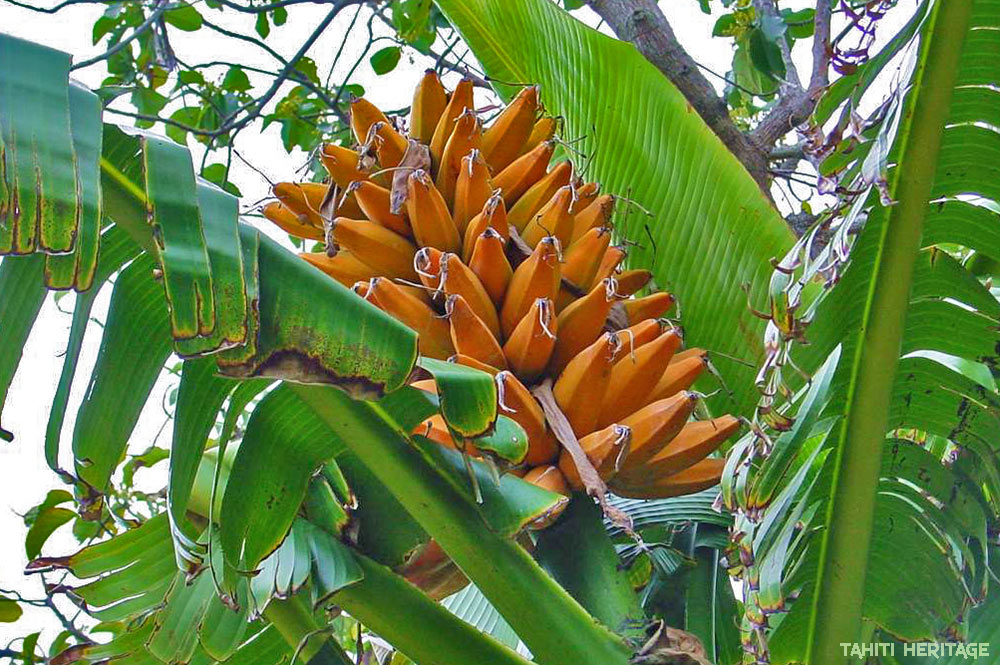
[263,71,737,520]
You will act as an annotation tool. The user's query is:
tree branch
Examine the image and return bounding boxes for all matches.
[586,0,772,194]
[751,0,832,148]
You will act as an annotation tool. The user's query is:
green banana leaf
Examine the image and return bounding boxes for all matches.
[432,0,795,416]
[725,1,1000,662]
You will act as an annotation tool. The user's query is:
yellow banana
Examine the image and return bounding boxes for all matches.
[522,184,575,248]
[553,331,622,437]
[348,180,412,238]
[650,350,708,402]
[371,121,409,169]
[624,292,676,325]
[463,191,509,262]
[328,217,418,281]
[571,194,615,244]
[507,161,573,232]
[559,424,631,489]
[597,329,682,428]
[500,236,562,337]
[368,277,454,359]
[430,78,475,168]
[262,201,324,241]
[496,371,559,466]
[446,294,507,370]
[503,297,557,383]
[468,227,512,308]
[436,109,482,208]
[452,149,494,234]
[618,319,666,355]
[405,169,462,253]
[481,85,539,172]
[549,278,619,375]
[494,140,556,206]
[410,69,448,144]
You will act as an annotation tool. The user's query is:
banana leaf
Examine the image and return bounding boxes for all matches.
[726,1,1000,661]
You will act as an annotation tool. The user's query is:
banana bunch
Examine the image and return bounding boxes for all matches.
[264,71,738,527]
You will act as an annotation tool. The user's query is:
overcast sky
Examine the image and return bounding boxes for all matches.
[0,0,909,653]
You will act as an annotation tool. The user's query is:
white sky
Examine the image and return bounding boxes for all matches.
[0,0,911,654]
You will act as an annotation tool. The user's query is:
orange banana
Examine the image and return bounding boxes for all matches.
[452,149,494,234]
[368,277,454,359]
[611,458,725,499]
[451,353,501,376]
[436,109,482,208]
[416,248,500,338]
[503,297,557,383]
[410,69,448,144]
[410,378,438,394]
[592,245,626,284]
[521,184,575,248]
[371,121,408,168]
[520,116,558,156]
[552,331,622,437]
[446,294,507,370]
[549,279,619,375]
[522,465,570,529]
[597,329,683,428]
[320,144,367,189]
[624,292,676,325]
[615,392,698,470]
[614,269,653,297]
[500,236,562,337]
[273,182,327,227]
[618,319,666,356]
[570,182,601,214]
[614,416,738,488]
[571,195,615,244]
[651,350,708,402]
[558,424,631,489]
[328,217,417,281]
[301,251,378,287]
[405,170,461,253]
[561,226,611,293]
[481,85,538,172]
[468,227,512,307]
[430,78,475,168]
[494,140,556,206]
[348,180,411,238]
[463,192,509,261]
[507,161,573,232]
[350,95,392,144]
[496,371,559,466]
[262,201,324,241]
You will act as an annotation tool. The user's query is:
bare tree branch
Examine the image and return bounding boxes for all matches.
[751,0,832,148]
[585,0,772,194]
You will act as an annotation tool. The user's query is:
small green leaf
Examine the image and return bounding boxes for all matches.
[272,6,288,25]
[164,2,203,31]
[177,69,205,86]
[712,14,737,37]
[222,66,251,93]
[92,15,120,44]
[255,12,270,39]
[294,56,320,84]
[201,163,242,196]
[166,106,201,144]
[781,8,815,39]
[0,597,22,622]
[25,507,76,559]
[370,46,402,75]
[562,0,585,9]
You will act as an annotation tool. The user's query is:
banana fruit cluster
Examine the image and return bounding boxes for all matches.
[264,72,737,526]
